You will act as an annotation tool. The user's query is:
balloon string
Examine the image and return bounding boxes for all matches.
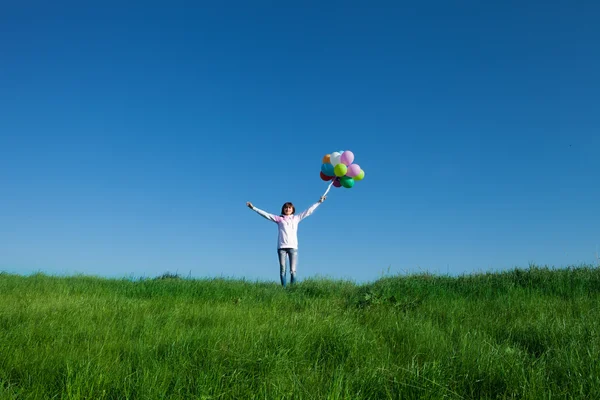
[322,180,334,197]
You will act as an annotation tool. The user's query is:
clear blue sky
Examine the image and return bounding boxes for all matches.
[1,1,598,283]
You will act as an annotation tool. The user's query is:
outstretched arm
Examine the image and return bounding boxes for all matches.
[296,196,326,221]
[246,202,280,223]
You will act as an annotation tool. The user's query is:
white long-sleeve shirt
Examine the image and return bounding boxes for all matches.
[251,202,322,249]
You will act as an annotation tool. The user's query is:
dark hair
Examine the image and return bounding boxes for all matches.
[281,202,295,215]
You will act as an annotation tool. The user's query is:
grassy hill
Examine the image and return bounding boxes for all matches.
[1,265,599,399]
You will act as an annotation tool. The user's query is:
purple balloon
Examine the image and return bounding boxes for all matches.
[340,151,354,166]
[346,164,361,177]
[332,178,342,187]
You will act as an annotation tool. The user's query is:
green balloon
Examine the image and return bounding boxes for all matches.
[354,170,365,181]
[340,176,355,188]
[334,163,348,177]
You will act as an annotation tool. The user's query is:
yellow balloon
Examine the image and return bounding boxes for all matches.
[354,170,365,181]
[322,154,331,164]
[334,163,347,177]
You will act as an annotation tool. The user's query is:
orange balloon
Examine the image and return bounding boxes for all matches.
[322,154,331,164]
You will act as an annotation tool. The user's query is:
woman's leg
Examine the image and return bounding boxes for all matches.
[277,249,287,287]
[289,249,298,284]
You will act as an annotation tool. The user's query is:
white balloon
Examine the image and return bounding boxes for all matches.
[330,152,341,166]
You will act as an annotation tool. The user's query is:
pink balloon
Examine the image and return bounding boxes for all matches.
[332,178,342,187]
[340,151,354,166]
[346,164,361,177]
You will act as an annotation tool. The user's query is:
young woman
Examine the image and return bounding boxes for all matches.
[246,196,326,286]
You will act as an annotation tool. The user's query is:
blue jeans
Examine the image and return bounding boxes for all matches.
[277,248,298,287]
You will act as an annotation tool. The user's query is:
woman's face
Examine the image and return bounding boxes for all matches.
[283,205,294,215]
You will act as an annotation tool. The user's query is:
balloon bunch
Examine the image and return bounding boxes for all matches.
[320,150,365,189]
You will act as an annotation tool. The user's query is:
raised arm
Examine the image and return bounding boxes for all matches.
[296,196,326,222]
[247,202,280,223]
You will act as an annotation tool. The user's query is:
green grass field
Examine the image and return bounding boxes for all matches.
[1,265,599,399]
